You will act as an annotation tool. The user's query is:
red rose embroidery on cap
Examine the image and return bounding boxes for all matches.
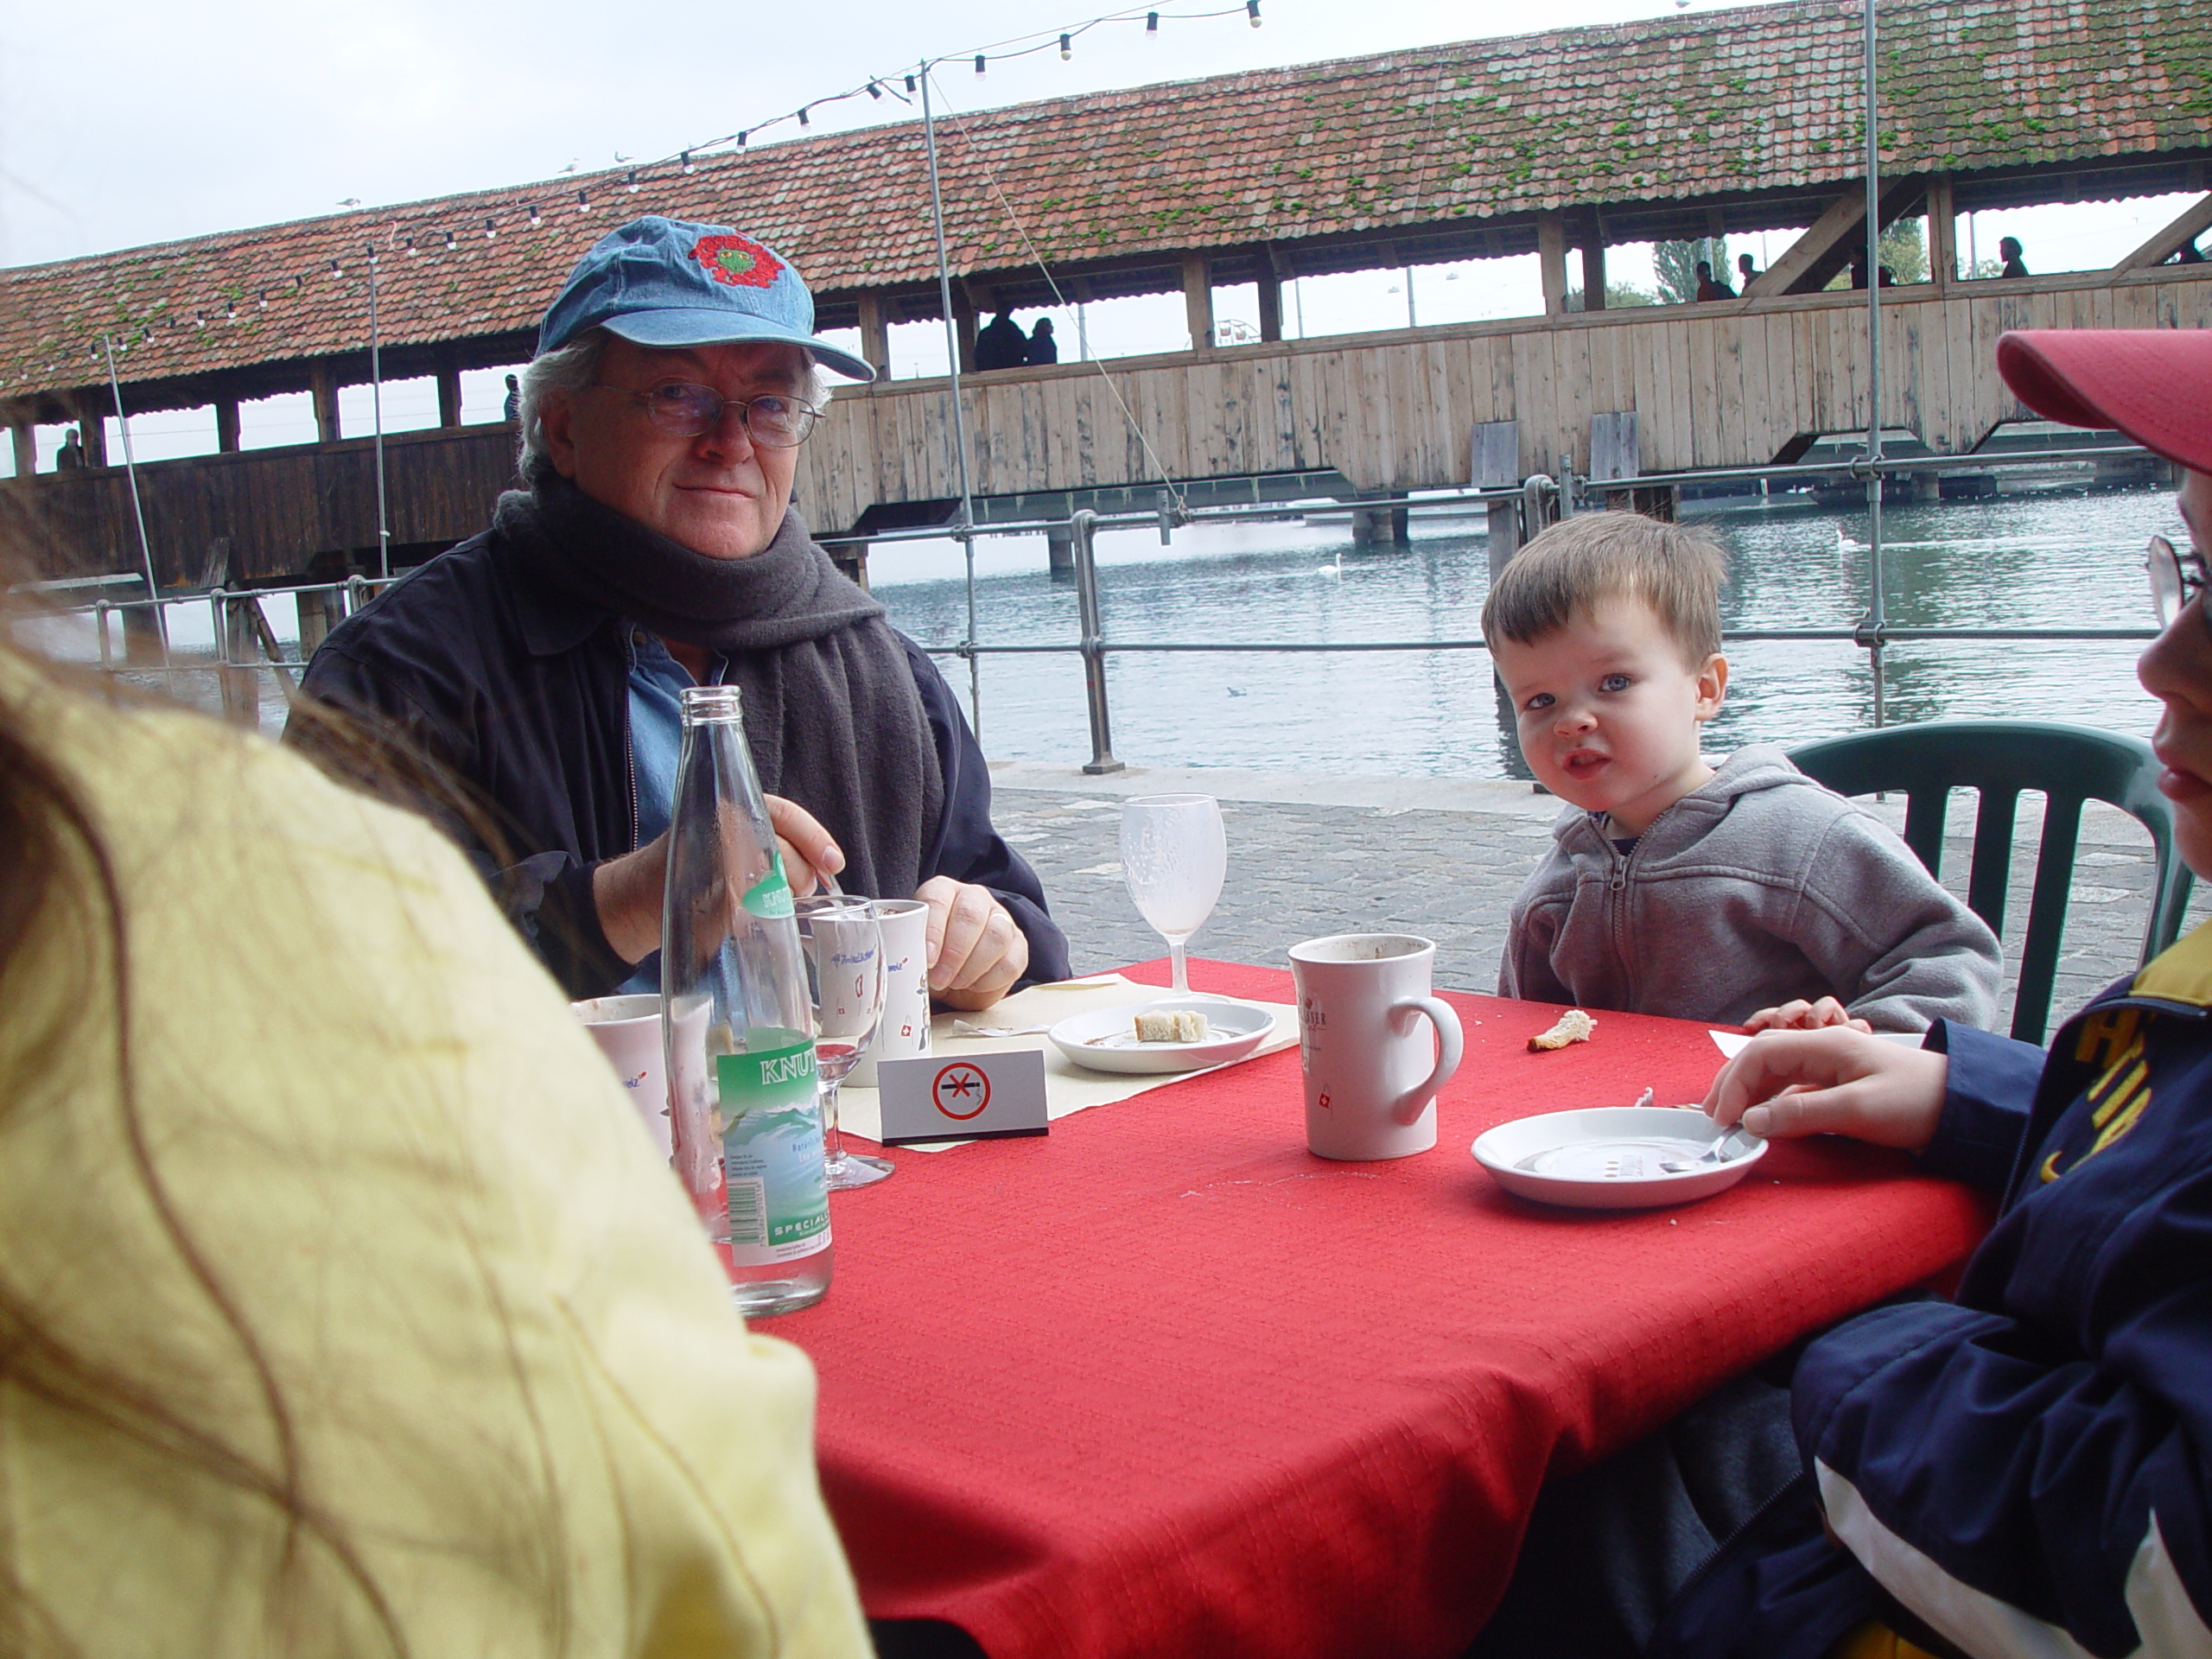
[693,234,785,289]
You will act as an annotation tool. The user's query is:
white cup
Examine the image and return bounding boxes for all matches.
[1288,933,1465,1160]
[570,993,674,1157]
[852,898,932,1087]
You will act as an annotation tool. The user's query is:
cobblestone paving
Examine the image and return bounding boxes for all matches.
[995,784,2212,1030]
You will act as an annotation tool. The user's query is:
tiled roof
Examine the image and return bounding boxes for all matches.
[3,0,2206,401]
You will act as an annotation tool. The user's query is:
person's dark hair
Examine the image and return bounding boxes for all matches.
[1481,512,1729,665]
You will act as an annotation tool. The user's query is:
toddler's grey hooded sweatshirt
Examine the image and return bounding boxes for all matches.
[1498,745,2003,1032]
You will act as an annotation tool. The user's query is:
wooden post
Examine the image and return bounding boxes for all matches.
[1538,215,1567,317]
[1184,254,1215,352]
[856,292,892,378]
[75,397,109,467]
[215,397,241,453]
[1255,244,1284,342]
[9,420,33,477]
[219,594,260,727]
[309,365,340,443]
[1580,240,1607,311]
[1924,175,1957,290]
[435,364,462,427]
[950,283,978,376]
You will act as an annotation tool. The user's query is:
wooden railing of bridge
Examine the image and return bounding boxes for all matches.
[12,264,2212,590]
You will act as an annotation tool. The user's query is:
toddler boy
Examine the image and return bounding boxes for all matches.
[1482,513,2000,1032]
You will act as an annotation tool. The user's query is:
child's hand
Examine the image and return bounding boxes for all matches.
[1702,1027,1948,1152]
[1743,996,1875,1034]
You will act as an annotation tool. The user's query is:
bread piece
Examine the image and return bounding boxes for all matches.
[1527,1007,1596,1052]
[1134,1008,1211,1043]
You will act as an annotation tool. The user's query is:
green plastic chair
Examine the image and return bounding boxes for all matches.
[1789,719,2196,1046]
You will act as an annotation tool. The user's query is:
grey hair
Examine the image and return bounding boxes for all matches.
[515,328,833,489]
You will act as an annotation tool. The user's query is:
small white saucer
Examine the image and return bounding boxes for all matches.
[1049,996,1274,1075]
[1472,1105,1767,1210]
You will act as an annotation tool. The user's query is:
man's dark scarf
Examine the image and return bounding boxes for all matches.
[498,477,944,905]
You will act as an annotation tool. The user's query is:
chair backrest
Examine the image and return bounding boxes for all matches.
[1789,719,2196,1046]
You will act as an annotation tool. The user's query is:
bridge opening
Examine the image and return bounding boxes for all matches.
[238,391,317,450]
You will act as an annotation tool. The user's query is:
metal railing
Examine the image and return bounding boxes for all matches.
[21,440,2171,764]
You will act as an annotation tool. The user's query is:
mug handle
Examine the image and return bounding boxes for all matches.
[1389,996,1465,1125]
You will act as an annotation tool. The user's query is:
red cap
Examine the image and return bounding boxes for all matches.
[1996,328,2212,475]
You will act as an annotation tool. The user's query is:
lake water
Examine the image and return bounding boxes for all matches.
[868,484,2184,779]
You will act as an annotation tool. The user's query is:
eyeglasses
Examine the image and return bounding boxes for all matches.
[2147,534,2212,632]
[589,381,819,447]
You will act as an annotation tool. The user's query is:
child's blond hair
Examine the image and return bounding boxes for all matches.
[1480,512,1728,666]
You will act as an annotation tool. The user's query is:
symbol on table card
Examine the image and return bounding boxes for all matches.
[1319,1093,1332,1111]
[931,1062,992,1120]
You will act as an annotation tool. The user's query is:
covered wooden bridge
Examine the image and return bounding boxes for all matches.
[3,0,2209,589]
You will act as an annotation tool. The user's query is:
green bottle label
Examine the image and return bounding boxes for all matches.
[715,1031,830,1265]
[742,851,794,919]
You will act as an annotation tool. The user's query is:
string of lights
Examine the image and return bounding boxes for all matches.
[36,0,1262,387]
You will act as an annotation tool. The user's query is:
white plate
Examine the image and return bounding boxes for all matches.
[1049,996,1275,1075]
[1471,1106,1768,1210]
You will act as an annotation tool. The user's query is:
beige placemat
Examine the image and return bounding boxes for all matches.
[836,975,1299,1152]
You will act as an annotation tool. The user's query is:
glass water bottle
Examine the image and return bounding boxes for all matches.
[661,684,832,1316]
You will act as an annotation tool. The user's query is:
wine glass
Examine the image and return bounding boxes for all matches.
[794,893,894,1190]
[1119,794,1226,995]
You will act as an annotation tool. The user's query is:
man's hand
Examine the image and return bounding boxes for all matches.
[766,797,842,899]
[1744,995,1875,1035]
[917,876,1028,1010]
[1702,1027,1949,1152]
[593,797,844,966]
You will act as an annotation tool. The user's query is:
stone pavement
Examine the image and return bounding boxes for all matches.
[990,762,2212,1029]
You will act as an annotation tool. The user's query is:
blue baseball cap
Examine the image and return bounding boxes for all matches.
[536,215,874,382]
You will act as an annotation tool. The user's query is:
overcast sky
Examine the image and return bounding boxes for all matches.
[0,0,1784,269]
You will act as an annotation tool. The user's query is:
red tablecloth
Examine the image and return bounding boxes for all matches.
[776,960,1995,1659]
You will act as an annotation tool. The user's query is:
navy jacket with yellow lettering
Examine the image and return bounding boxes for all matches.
[1655,924,2212,1659]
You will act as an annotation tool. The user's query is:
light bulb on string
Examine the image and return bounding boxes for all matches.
[625,169,639,191]
[485,218,497,238]
[1146,11,1159,34]
[904,73,918,92]
[1247,0,1261,24]
[867,80,882,99]
[798,105,810,126]
[974,54,986,75]
[681,149,696,174]
[1060,33,1072,58]
[738,130,749,145]
[528,204,542,227]
[444,231,456,250]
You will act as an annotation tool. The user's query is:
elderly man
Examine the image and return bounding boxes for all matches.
[294,216,1067,1008]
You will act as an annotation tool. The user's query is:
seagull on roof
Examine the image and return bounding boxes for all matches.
[337,197,361,208]
[559,159,578,174]
[614,151,632,163]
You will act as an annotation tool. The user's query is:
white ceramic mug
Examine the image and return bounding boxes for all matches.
[571,992,674,1157]
[1288,933,1465,1160]
[851,898,932,1087]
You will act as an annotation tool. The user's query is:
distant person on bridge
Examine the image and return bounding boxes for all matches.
[2177,238,2206,266]
[1999,234,2029,278]
[1026,316,1058,365]
[54,427,84,471]
[502,372,521,422]
[1694,261,1735,302]
[974,310,1029,371]
[290,216,1066,1009]
[1736,252,1759,289]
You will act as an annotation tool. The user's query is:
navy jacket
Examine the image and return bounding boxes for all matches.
[1656,925,2212,1659]
[293,528,1068,1001]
